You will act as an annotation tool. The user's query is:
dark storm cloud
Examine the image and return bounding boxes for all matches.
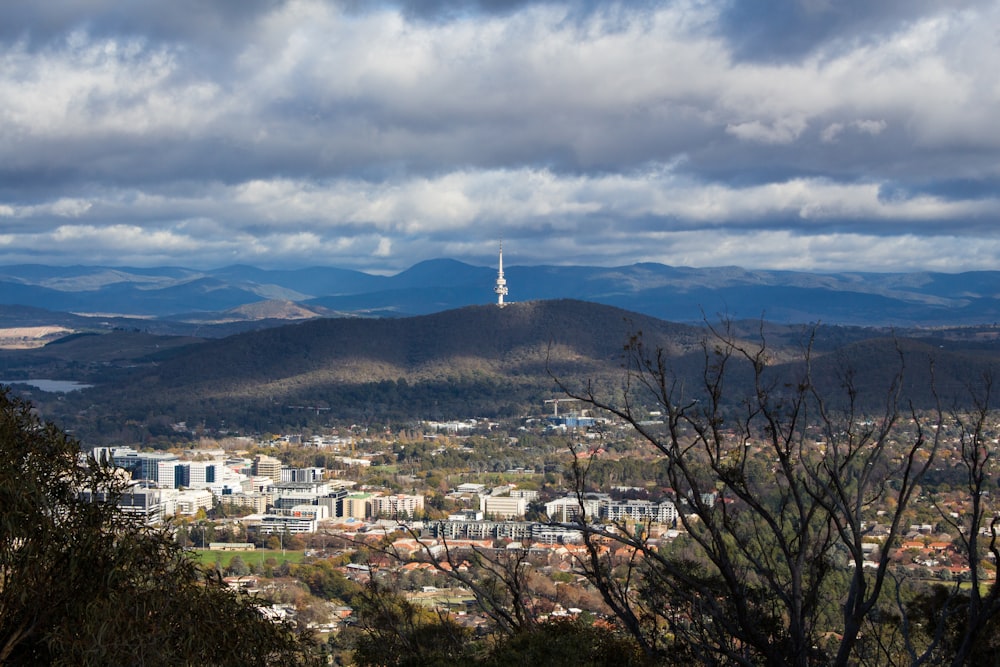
[378,0,664,22]
[386,0,538,20]
[0,1,274,48]
[716,0,985,62]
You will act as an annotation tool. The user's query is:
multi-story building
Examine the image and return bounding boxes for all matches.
[431,520,534,541]
[342,493,373,520]
[218,491,269,514]
[531,524,583,544]
[158,461,185,488]
[284,504,329,521]
[253,455,282,485]
[370,494,425,520]
[602,499,678,524]
[93,447,179,484]
[281,467,325,483]
[272,480,331,510]
[428,521,582,543]
[156,460,247,495]
[82,485,177,524]
[175,488,214,515]
[253,515,317,535]
[316,488,349,519]
[186,461,221,488]
[544,496,601,522]
[483,495,527,520]
[242,476,274,494]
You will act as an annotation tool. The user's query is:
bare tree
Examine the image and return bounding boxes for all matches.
[346,323,1000,666]
[375,528,542,636]
[556,323,968,666]
[902,372,1000,666]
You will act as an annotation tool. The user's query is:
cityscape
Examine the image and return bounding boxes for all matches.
[3,1,1000,665]
[47,353,1000,664]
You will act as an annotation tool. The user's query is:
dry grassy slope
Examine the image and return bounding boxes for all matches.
[179,299,326,323]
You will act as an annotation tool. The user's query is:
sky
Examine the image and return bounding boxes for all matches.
[0,0,998,274]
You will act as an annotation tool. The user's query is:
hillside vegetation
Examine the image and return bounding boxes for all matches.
[3,299,998,444]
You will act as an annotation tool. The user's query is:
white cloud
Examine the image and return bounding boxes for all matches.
[16,167,1000,231]
[2,163,997,271]
[0,1,998,273]
[854,119,887,136]
[820,119,886,143]
[0,34,223,141]
[374,237,393,257]
[820,123,844,143]
[652,230,1000,274]
[726,117,808,144]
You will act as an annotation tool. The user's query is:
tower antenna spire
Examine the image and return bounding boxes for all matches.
[494,240,508,308]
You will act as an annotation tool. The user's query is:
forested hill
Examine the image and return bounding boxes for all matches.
[93,299,707,404]
[25,300,704,439]
[14,299,1000,443]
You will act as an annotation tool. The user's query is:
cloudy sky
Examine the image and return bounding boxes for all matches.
[0,0,998,274]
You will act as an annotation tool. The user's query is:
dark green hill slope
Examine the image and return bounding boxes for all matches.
[144,299,706,396]
[32,300,710,440]
[12,299,1000,444]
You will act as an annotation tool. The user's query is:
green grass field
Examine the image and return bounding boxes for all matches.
[188,548,305,569]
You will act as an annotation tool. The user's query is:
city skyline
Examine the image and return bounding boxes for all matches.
[0,1,998,274]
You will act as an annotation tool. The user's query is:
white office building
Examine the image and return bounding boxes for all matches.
[483,495,527,520]
[602,499,678,524]
[544,496,601,522]
[254,515,318,535]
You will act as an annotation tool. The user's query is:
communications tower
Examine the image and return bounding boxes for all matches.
[494,241,508,308]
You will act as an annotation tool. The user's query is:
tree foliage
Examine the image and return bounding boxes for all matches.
[349,580,475,667]
[347,577,649,667]
[0,388,320,666]
[484,617,651,667]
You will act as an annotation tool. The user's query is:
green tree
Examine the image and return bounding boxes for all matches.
[350,580,476,667]
[292,559,360,602]
[484,618,650,667]
[226,555,251,576]
[0,389,320,666]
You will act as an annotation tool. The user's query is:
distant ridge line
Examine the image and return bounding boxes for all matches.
[1,260,999,327]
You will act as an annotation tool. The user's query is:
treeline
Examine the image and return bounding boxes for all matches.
[43,377,550,444]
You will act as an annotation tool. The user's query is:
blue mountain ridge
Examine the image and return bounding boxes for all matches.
[0,259,997,326]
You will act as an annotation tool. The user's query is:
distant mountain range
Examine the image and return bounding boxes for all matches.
[1,260,999,330]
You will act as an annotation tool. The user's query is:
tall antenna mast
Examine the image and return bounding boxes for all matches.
[494,240,508,308]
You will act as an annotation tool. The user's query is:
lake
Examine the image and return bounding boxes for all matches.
[0,379,94,393]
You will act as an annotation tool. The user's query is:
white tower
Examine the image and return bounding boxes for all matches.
[494,241,508,308]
